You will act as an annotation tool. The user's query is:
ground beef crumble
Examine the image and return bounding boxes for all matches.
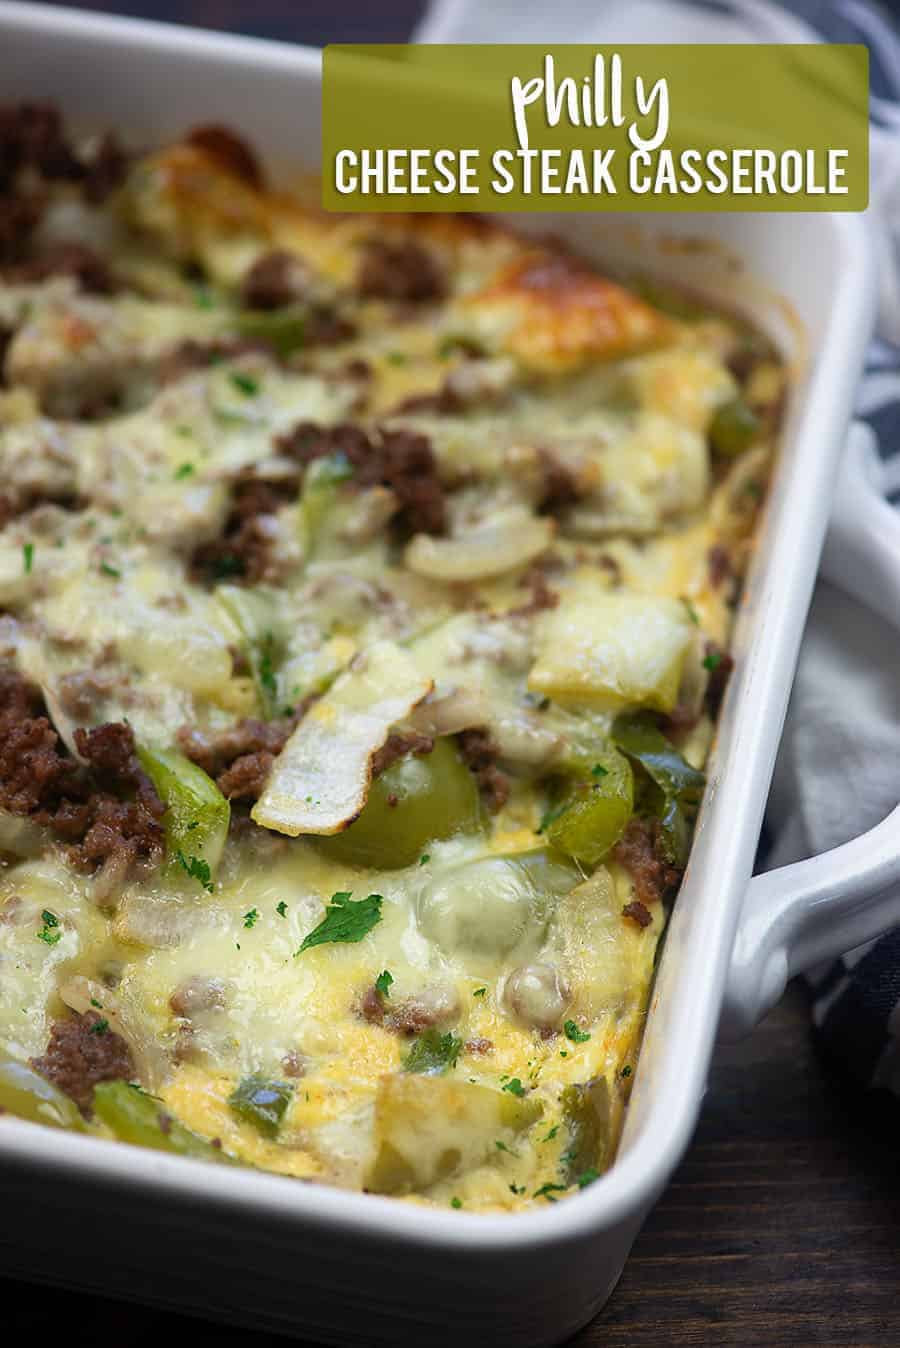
[177,710,304,803]
[276,420,447,537]
[612,818,682,907]
[0,669,164,879]
[30,1011,134,1117]
[190,477,296,586]
[187,123,263,190]
[356,237,445,304]
[240,250,306,310]
[158,337,274,385]
[6,240,118,293]
[456,728,510,813]
[0,105,128,266]
[359,985,457,1037]
[536,448,582,514]
[622,899,653,928]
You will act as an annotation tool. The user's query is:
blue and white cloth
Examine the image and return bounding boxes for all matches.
[419,0,900,1091]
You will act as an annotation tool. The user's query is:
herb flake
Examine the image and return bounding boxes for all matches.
[403,1028,462,1076]
[502,1077,526,1098]
[230,371,259,397]
[175,851,214,893]
[297,891,383,954]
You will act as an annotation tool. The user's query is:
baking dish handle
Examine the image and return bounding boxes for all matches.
[721,423,900,1038]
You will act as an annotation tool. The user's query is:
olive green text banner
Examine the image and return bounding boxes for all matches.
[322,44,868,211]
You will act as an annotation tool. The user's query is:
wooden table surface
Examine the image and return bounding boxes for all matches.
[9,3,900,1343]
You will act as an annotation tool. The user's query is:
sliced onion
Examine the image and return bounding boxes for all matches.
[113,894,208,949]
[0,810,47,859]
[252,640,433,837]
[407,687,491,738]
[16,641,87,761]
[404,507,555,582]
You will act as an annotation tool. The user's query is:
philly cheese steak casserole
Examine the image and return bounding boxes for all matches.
[0,108,783,1210]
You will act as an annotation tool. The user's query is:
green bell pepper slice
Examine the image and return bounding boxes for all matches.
[316,738,483,871]
[541,747,634,867]
[611,712,705,866]
[709,395,759,457]
[137,744,230,883]
[93,1081,226,1161]
[228,1074,294,1139]
[0,1050,84,1130]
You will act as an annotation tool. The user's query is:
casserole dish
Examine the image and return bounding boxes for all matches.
[0,4,895,1343]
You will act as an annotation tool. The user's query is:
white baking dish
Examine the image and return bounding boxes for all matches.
[1,5,897,1343]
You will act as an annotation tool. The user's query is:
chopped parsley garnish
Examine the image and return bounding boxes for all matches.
[450,1196,462,1209]
[243,908,259,929]
[502,1077,526,1098]
[175,851,214,893]
[230,371,259,397]
[36,909,61,945]
[374,969,394,998]
[419,853,430,866]
[495,1139,517,1156]
[680,596,700,626]
[702,651,723,672]
[472,986,487,998]
[621,1065,632,1078]
[509,1183,526,1196]
[563,1019,591,1044]
[276,901,288,918]
[533,1182,567,1202]
[22,542,33,574]
[577,1168,600,1188]
[590,763,608,778]
[403,1028,463,1076]
[90,997,103,1009]
[174,462,195,480]
[542,1125,559,1142]
[89,1018,109,1036]
[99,561,121,579]
[297,891,383,954]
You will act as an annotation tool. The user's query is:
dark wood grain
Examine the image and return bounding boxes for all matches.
[8,3,900,1342]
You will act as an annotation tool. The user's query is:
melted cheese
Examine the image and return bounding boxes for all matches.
[0,128,782,1212]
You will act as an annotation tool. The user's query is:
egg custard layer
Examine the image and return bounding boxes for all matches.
[0,110,782,1210]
